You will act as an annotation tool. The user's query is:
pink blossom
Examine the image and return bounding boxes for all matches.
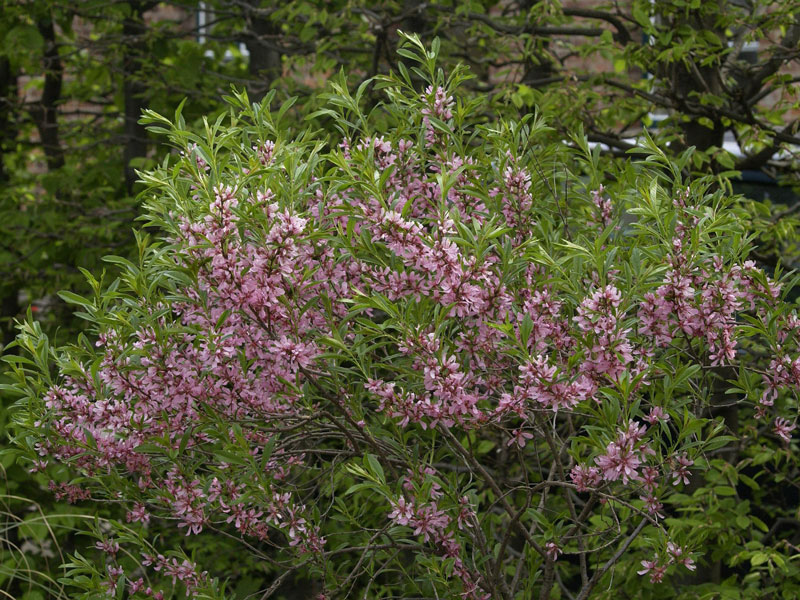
[126,502,150,524]
[638,559,667,583]
[774,417,796,443]
[570,464,601,492]
[641,466,660,491]
[507,428,534,448]
[667,542,695,570]
[388,497,415,526]
[645,406,670,425]
[411,503,450,543]
[545,541,562,561]
[638,559,657,576]
[95,538,120,557]
[640,494,665,519]
[671,454,693,486]
[595,441,642,484]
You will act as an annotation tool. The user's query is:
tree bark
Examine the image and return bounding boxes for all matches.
[0,56,19,347]
[31,19,64,171]
[660,10,727,156]
[402,0,427,37]
[122,4,152,194]
[0,57,15,183]
[0,291,19,349]
[243,1,282,102]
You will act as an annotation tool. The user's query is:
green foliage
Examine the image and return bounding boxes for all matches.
[2,3,800,598]
[4,37,800,599]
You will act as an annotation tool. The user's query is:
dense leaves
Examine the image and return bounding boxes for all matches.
[4,37,800,599]
[2,1,800,344]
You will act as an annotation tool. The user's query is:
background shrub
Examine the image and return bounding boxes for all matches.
[4,36,800,600]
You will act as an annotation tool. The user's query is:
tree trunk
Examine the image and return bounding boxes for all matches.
[0,55,19,347]
[122,5,150,194]
[0,56,14,183]
[0,292,19,349]
[243,1,282,102]
[402,0,428,36]
[31,19,64,171]
[663,9,727,156]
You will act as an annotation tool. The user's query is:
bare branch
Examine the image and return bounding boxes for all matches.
[575,519,648,600]
[562,7,632,44]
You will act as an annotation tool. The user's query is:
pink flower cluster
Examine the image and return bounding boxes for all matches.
[48,481,91,503]
[142,553,209,596]
[593,422,652,484]
[421,85,454,146]
[29,106,800,598]
[637,191,771,367]
[590,185,613,229]
[638,542,695,583]
[575,284,638,382]
[388,487,485,599]
[489,160,535,237]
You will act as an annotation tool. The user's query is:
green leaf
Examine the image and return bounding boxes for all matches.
[4,25,44,59]
[365,454,385,484]
[750,516,769,532]
[697,116,716,130]
[735,515,750,529]
[344,482,376,496]
[57,291,94,310]
[739,474,759,490]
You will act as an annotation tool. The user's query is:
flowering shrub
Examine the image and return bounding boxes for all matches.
[5,37,800,599]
